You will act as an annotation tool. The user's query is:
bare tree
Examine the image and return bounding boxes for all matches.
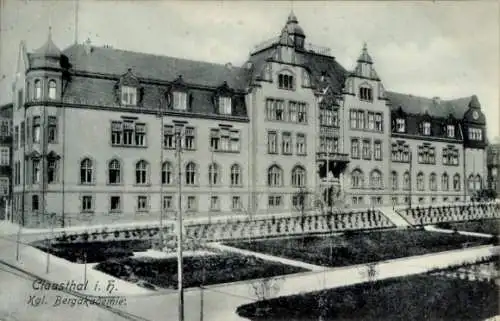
[294,187,310,246]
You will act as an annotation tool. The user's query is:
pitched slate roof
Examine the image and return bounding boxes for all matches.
[386,91,472,119]
[62,44,249,91]
[298,51,348,93]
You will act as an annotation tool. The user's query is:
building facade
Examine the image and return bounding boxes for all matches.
[0,104,12,220]
[487,142,500,196]
[11,13,490,226]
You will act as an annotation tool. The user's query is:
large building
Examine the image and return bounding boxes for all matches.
[10,13,489,226]
[487,140,500,196]
[0,104,12,220]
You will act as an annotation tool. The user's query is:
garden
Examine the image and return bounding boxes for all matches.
[236,270,499,321]
[225,229,494,267]
[436,219,500,236]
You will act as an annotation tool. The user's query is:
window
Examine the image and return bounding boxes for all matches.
[20,122,25,147]
[163,195,174,210]
[230,164,241,186]
[32,195,39,211]
[392,197,398,206]
[320,136,338,153]
[374,141,382,160]
[33,117,40,143]
[396,118,406,133]
[429,173,437,191]
[210,196,220,211]
[0,178,8,196]
[282,132,292,154]
[296,134,306,155]
[32,159,40,184]
[418,145,436,164]
[184,127,195,150]
[352,196,364,205]
[134,124,146,146]
[268,165,283,187]
[208,163,220,185]
[163,125,175,149]
[34,80,42,100]
[82,195,93,212]
[110,196,121,212]
[0,147,9,166]
[391,171,398,190]
[162,162,173,185]
[278,73,294,90]
[362,139,371,160]
[468,128,483,141]
[48,116,57,143]
[320,109,339,127]
[292,194,307,209]
[17,89,24,109]
[218,96,232,115]
[475,175,482,190]
[443,197,449,203]
[453,174,461,191]
[108,159,121,184]
[375,113,383,132]
[350,110,365,129]
[392,142,410,162]
[48,80,57,100]
[210,128,240,152]
[80,158,93,184]
[371,196,383,206]
[137,196,149,212]
[417,172,424,191]
[403,171,410,190]
[185,162,196,185]
[232,196,241,210]
[351,139,360,158]
[13,126,18,150]
[455,197,460,202]
[297,103,307,124]
[442,173,449,191]
[288,101,297,122]
[442,146,459,166]
[291,166,306,187]
[359,86,373,101]
[351,169,364,188]
[367,112,375,130]
[422,122,431,136]
[111,121,146,147]
[268,131,278,154]
[268,195,283,208]
[431,197,437,204]
[0,119,11,137]
[370,170,382,189]
[266,99,285,121]
[121,86,137,106]
[47,159,57,183]
[14,161,20,186]
[135,160,149,185]
[446,125,455,138]
[186,196,197,212]
[173,92,187,111]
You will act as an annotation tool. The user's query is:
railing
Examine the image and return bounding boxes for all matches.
[316,152,350,162]
[251,37,280,54]
[304,42,332,56]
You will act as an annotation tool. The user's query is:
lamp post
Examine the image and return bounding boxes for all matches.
[408,150,413,209]
[157,103,165,249]
[174,123,185,321]
[46,212,55,274]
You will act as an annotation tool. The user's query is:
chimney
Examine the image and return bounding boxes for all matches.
[433,96,441,104]
[225,62,233,70]
[83,38,92,54]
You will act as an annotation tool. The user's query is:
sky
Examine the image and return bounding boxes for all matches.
[0,0,498,139]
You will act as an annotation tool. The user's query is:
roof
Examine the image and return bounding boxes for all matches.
[298,51,347,93]
[386,91,472,119]
[62,44,249,90]
[33,30,62,58]
[357,43,373,64]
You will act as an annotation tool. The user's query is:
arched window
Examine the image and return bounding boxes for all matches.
[230,164,241,186]
[441,173,449,191]
[135,160,149,185]
[468,174,474,191]
[267,165,283,187]
[32,159,41,184]
[208,163,220,185]
[453,173,461,191]
[403,171,410,190]
[391,171,398,190]
[351,169,364,189]
[291,166,306,187]
[162,161,172,185]
[48,80,57,100]
[475,174,482,191]
[80,158,93,184]
[278,71,294,90]
[429,173,437,191]
[416,172,424,191]
[185,162,196,185]
[47,159,57,183]
[108,159,121,184]
[34,79,42,100]
[370,170,382,188]
[359,85,373,101]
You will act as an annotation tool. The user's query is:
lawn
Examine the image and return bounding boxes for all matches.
[94,253,306,289]
[225,229,493,267]
[436,219,500,235]
[237,273,499,321]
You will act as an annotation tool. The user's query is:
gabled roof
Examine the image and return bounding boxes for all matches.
[298,51,348,93]
[62,44,248,91]
[386,91,472,119]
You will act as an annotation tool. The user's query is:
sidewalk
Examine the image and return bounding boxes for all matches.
[425,225,494,238]
[380,207,411,227]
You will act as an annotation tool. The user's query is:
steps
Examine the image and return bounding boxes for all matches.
[379,207,411,228]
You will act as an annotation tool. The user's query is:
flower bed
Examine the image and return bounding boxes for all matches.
[225,229,493,267]
[436,219,500,235]
[94,253,306,289]
[237,273,498,321]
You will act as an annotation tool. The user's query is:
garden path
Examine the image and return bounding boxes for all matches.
[380,207,411,227]
[425,225,494,238]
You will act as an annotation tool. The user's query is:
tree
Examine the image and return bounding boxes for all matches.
[294,187,310,246]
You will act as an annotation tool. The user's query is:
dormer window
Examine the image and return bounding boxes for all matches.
[396,118,406,133]
[34,79,42,100]
[446,125,455,138]
[218,96,232,115]
[173,91,187,111]
[422,122,431,135]
[121,86,137,106]
[468,128,483,141]
[359,86,373,101]
[278,73,294,90]
[48,80,57,100]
